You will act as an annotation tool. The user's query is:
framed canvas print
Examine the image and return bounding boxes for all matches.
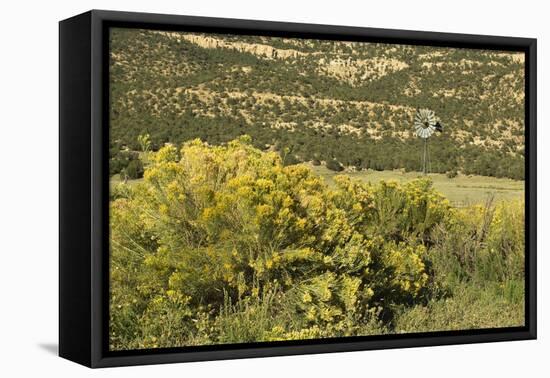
[59,10,537,368]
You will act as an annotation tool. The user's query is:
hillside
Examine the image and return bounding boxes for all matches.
[109,28,525,179]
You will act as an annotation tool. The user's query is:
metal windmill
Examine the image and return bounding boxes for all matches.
[414,109,442,175]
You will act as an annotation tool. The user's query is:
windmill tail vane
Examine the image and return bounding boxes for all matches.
[413,109,442,175]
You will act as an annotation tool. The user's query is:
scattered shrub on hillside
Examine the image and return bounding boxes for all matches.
[109,28,526,180]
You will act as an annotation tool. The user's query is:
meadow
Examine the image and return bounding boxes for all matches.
[308,165,524,206]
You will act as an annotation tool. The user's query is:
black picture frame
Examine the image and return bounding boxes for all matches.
[59,9,537,368]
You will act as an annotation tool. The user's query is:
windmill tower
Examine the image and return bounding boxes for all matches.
[414,109,438,175]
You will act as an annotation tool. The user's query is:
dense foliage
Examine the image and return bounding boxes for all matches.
[109,139,524,350]
[109,28,525,179]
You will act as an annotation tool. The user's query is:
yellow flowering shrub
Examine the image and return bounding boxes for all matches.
[369,179,451,243]
[109,137,453,349]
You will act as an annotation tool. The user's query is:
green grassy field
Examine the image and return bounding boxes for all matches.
[307,164,524,207]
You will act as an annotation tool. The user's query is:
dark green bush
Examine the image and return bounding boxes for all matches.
[326,159,344,172]
[110,149,142,177]
[123,159,144,180]
[446,169,458,179]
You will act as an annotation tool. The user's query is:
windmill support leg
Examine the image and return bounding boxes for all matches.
[422,139,427,175]
[427,140,431,173]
